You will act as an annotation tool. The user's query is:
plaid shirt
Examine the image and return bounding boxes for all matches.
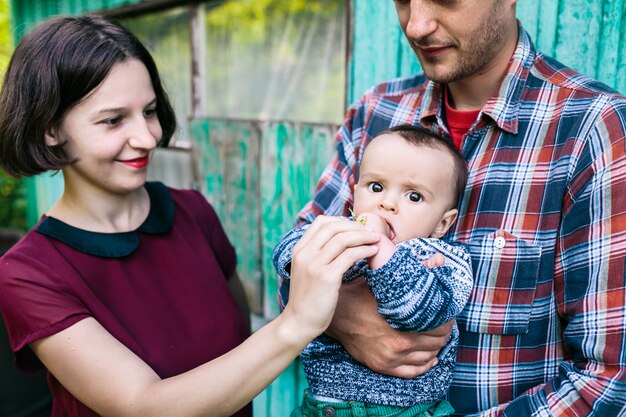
[281,26,626,416]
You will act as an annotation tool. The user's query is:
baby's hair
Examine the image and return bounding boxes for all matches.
[0,14,177,177]
[376,124,468,207]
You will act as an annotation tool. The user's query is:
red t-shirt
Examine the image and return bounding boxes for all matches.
[444,88,480,150]
[0,182,251,417]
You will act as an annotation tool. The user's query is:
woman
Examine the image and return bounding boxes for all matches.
[0,15,379,417]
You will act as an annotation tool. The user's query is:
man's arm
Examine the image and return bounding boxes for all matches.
[325,278,455,378]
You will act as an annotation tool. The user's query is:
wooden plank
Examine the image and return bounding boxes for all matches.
[349,0,411,104]
[596,0,626,91]
[617,0,626,93]
[555,0,604,78]
[259,121,337,319]
[253,359,306,416]
[191,119,263,315]
[517,0,560,57]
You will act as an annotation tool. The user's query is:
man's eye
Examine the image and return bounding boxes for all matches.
[368,182,383,192]
[407,191,422,202]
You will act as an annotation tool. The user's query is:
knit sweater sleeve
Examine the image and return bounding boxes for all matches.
[363,238,473,332]
[272,224,309,308]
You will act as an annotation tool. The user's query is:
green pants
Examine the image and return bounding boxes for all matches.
[291,391,454,417]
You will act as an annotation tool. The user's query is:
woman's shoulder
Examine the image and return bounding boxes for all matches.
[155,182,220,224]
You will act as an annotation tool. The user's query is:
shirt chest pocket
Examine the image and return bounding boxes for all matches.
[457,230,541,335]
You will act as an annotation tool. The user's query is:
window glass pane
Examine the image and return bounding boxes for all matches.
[204,0,346,124]
[121,8,192,142]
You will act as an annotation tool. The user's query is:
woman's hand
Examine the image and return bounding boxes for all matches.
[282,215,379,341]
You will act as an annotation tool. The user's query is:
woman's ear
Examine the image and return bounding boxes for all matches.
[44,126,61,147]
[430,208,458,239]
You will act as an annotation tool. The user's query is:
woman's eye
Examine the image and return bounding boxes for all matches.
[144,108,157,118]
[407,191,422,202]
[101,117,122,126]
[368,182,383,193]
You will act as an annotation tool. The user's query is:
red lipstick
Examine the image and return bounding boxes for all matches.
[120,155,149,169]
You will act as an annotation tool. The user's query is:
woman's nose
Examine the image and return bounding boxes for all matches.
[128,119,159,150]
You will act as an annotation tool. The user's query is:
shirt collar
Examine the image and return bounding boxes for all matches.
[36,181,174,258]
[419,24,535,135]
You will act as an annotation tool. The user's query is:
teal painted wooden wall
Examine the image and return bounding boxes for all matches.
[189,119,336,318]
[9,0,626,415]
[10,0,141,37]
[348,0,626,103]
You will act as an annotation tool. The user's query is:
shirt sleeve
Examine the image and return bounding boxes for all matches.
[363,239,473,332]
[0,248,90,371]
[272,224,308,308]
[473,97,626,416]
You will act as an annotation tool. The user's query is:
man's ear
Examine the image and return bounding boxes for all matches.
[44,126,61,147]
[430,208,458,239]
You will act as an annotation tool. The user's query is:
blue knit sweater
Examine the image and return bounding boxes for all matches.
[273,223,473,406]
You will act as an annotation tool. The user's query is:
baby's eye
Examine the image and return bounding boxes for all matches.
[407,191,423,202]
[368,182,383,193]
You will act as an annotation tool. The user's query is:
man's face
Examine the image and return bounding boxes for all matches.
[394,0,517,84]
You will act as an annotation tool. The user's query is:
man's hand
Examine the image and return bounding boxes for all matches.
[325,277,453,379]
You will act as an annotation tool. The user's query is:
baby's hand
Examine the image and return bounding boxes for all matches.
[356,212,391,239]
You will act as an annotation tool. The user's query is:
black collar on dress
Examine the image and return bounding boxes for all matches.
[36,181,174,258]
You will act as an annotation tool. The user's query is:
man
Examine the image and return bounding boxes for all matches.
[278,0,626,415]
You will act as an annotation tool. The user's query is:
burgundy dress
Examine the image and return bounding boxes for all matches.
[0,182,251,417]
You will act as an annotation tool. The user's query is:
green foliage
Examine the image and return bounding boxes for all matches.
[206,0,340,45]
[0,0,11,71]
[0,0,26,231]
[0,175,26,230]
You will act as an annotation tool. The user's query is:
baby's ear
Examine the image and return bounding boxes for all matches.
[430,208,458,239]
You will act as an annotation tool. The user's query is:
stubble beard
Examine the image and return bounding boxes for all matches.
[416,6,508,84]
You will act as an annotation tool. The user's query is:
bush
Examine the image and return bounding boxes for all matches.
[0,174,27,231]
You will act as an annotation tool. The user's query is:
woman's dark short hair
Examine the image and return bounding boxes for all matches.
[0,14,177,177]
[375,124,468,208]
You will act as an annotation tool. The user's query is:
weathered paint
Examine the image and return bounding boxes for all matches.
[190,118,337,317]
[10,0,143,38]
[189,118,336,416]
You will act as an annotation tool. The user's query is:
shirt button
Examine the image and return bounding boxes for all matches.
[322,406,336,417]
[494,236,506,249]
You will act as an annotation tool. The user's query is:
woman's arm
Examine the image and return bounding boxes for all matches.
[32,216,380,417]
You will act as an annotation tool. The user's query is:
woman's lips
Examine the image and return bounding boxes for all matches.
[119,155,149,169]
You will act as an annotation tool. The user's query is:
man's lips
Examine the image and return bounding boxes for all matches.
[417,45,451,59]
[119,155,149,169]
[411,39,453,58]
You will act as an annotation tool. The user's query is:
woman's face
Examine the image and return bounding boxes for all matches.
[46,59,162,198]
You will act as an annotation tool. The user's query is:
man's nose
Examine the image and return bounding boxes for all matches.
[405,2,438,41]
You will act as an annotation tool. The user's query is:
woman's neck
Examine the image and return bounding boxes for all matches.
[47,183,150,233]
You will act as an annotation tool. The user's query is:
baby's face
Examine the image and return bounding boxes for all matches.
[353,133,457,242]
